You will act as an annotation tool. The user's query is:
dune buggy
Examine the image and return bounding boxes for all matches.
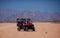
[17,18,35,31]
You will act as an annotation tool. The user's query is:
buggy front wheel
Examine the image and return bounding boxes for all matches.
[32,27,35,31]
[17,27,21,31]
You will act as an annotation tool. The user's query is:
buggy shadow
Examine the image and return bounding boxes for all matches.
[17,18,35,31]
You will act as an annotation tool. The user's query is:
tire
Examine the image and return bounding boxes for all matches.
[24,27,26,31]
[26,27,28,31]
[24,26,28,31]
[32,27,35,31]
[24,26,26,31]
[17,27,20,31]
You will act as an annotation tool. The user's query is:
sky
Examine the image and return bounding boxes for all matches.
[0,0,60,12]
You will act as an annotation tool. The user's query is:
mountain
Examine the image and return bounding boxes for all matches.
[0,9,60,22]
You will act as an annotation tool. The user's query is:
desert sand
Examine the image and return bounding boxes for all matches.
[0,22,60,38]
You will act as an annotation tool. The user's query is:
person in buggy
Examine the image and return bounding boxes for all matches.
[17,18,35,31]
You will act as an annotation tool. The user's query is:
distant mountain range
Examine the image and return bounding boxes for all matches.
[0,9,60,22]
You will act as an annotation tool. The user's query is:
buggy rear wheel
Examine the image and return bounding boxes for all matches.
[24,26,28,31]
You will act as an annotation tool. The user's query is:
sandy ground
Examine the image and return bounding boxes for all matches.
[0,22,60,38]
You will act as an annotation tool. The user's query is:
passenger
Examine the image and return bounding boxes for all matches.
[17,17,20,24]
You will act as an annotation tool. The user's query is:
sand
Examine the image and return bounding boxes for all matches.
[0,22,60,38]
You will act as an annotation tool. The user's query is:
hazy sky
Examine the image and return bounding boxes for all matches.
[0,0,60,12]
